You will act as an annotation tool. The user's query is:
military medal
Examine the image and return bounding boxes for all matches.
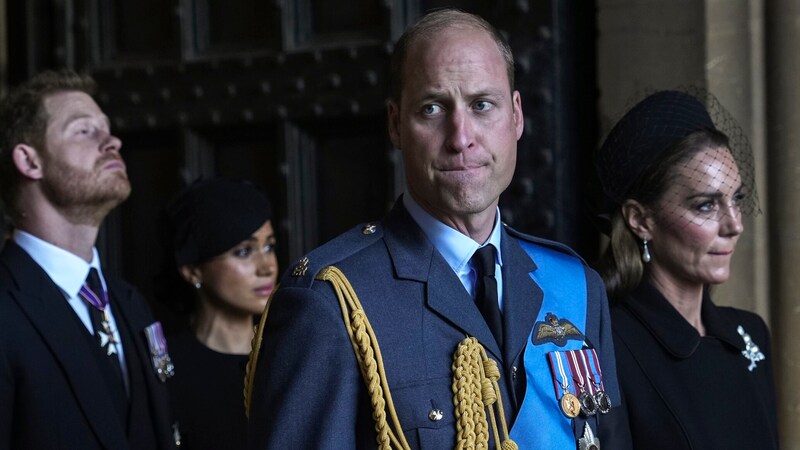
[578,422,601,450]
[79,281,119,356]
[560,392,581,418]
[737,325,765,371]
[594,390,611,414]
[568,350,597,416]
[585,348,611,414]
[145,322,175,382]
[579,391,597,416]
[98,311,119,356]
[551,351,581,418]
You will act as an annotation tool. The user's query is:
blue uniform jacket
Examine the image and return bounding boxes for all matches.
[247,200,629,449]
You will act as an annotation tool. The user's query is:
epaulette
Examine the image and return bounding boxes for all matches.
[503,223,588,266]
[280,221,384,289]
[244,220,384,418]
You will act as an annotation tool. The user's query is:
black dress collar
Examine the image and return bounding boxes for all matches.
[621,281,745,358]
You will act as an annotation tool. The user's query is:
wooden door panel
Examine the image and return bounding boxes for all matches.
[5,0,600,304]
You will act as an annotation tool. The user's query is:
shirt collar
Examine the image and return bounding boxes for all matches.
[403,193,503,275]
[623,280,745,358]
[13,229,104,298]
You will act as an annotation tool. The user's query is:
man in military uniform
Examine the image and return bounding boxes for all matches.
[247,9,630,449]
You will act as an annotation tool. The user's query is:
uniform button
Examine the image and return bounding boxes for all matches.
[362,223,377,235]
[512,366,518,381]
[428,409,444,421]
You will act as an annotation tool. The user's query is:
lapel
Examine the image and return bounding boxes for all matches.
[499,229,542,366]
[106,279,143,371]
[0,241,129,450]
[383,201,503,360]
[107,277,173,450]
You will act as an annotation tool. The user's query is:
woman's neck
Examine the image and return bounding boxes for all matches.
[647,271,706,336]
[192,303,254,354]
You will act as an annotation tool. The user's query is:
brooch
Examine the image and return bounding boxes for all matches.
[737,325,765,372]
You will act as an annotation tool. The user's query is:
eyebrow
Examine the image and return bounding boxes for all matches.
[685,182,744,200]
[243,233,276,243]
[414,86,505,102]
[61,113,111,131]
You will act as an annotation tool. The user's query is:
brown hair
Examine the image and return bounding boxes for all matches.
[597,128,731,300]
[0,70,96,222]
[388,9,515,103]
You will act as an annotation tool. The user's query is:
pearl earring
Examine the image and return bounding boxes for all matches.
[642,239,651,263]
[194,281,202,289]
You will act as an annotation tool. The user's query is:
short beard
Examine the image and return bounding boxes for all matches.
[41,155,131,225]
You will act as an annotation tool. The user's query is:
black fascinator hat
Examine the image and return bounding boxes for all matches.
[595,88,759,232]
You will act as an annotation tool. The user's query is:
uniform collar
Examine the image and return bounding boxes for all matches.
[402,193,503,278]
[623,280,745,358]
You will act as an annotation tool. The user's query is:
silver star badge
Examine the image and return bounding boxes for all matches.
[578,422,600,450]
[98,329,118,356]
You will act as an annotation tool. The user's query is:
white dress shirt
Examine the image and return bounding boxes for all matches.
[14,229,129,388]
[403,194,505,311]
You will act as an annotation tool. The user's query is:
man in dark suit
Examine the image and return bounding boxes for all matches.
[246,9,630,450]
[0,70,176,449]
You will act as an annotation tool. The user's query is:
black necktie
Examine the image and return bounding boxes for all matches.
[472,245,503,348]
[82,269,126,395]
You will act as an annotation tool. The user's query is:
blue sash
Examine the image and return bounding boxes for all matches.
[509,241,586,449]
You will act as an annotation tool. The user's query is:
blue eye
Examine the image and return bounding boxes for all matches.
[421,104,442,115]
[473,100,492,111]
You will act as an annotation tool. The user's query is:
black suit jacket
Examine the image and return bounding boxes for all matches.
[0,240,175,450]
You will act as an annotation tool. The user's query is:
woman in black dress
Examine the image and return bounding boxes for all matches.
[594,90,778,449]
[157,177,278,450]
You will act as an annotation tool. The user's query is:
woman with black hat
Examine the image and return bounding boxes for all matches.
[157,177,278,450]
[595,90,778,449]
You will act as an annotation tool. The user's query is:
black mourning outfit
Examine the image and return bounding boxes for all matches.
[168,333,249,450]
[611,281,779,450]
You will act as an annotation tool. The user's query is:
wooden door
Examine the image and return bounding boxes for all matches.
[5,0,599,328]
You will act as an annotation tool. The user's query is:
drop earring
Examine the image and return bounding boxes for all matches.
[641,239,651,263]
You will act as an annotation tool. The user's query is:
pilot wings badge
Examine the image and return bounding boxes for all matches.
[532,312,584,347]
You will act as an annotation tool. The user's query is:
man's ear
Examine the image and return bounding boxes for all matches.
[512,90,524,140]
[11,144,44,180]
[387,100,401,149]
[621,199,654,240]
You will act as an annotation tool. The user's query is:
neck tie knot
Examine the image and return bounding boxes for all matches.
[472,245,496,279]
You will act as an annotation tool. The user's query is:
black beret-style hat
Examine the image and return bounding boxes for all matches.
[594,88,759,235]
[596,90,715,206]
[166,177,273,266]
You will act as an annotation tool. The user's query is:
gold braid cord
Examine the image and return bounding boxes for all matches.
[317,266,411,450]
[452,338,518,450]
[243,284,279,419]
[244,265,517,450]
